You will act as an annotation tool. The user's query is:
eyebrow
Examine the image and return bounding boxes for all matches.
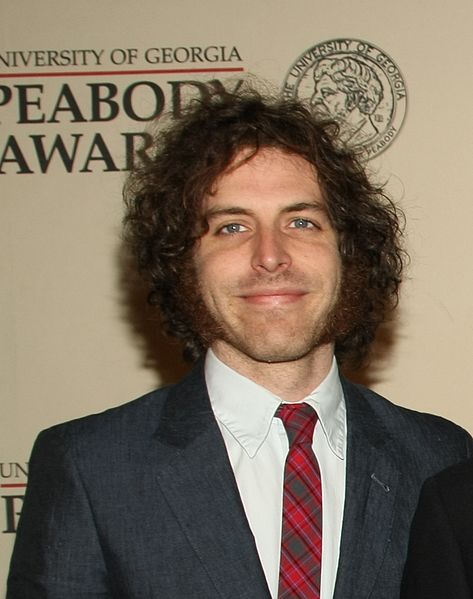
[281,201,326,214]
[204,201,326,220]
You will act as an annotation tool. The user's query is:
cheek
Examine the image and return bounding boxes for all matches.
[194,256,227,307]
[315,250,343,295]
[196,254,221,288]
[331,256,343,289]
[200,246,247,281]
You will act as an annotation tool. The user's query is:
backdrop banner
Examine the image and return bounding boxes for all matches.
[2,0,473,592]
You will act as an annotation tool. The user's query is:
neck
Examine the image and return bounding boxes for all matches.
[211,341,335,402]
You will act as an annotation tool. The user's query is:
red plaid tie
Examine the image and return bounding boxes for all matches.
[276,403,322,598]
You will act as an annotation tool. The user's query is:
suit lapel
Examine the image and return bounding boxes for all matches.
[333,380,400,598]
[154,362,271,599]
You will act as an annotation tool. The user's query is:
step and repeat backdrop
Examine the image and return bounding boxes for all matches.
[2,0,473,590]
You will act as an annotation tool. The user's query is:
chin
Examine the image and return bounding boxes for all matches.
[235,339,324,365]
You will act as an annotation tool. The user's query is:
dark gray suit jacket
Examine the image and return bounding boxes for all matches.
[7,362,473,598]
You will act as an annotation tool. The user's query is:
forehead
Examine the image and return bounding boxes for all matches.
[315,73,339,90]
[208,148,322,203]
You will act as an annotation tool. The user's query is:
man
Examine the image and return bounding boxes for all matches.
[311,57,383,147]
[7,85,473,598]
[401,457,473,598]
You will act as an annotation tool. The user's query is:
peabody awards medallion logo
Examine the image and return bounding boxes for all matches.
[283,39,407,159]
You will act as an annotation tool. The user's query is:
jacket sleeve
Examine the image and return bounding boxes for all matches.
[7,428,112,598]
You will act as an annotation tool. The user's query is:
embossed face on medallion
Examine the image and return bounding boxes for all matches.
[284,39,407,159]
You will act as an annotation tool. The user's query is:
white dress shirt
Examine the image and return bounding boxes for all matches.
[205,349,347,599]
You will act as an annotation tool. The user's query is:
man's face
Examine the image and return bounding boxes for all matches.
[311,73,350,119]
[191,148,343,367]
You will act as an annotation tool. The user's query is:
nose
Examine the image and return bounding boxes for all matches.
[251,228,291,273]
[311,87,322,107]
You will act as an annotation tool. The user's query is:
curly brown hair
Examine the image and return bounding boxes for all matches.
[123,83,406,367]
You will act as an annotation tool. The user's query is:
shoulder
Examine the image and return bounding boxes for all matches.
[31,385,173,459]
[401,458,473,598]
[424,457,473,499]
[33,360,205,459]
[412,458,473,564]
[344,378,470,435]
[343,378,473,463]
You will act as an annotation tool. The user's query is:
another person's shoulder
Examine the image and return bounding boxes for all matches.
[425,456,473,495]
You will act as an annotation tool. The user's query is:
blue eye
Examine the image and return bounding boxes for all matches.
[220,223,247,234]
[292,218,314,229]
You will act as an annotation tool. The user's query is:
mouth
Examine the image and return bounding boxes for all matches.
[240,289,308,306]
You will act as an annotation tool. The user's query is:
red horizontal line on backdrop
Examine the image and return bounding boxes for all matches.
[0,66,245,79]
[0,483,27,489]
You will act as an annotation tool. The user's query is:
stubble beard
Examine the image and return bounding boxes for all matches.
[178,260,364,365]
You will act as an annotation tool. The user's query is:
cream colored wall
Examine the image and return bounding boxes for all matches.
[2,0,473,591]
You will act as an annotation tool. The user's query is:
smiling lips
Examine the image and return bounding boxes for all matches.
[240,289,308,306]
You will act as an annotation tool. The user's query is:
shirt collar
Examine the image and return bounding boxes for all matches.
[205,349,346,460]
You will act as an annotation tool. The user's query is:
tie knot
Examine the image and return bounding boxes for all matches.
[276,402,318,447]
